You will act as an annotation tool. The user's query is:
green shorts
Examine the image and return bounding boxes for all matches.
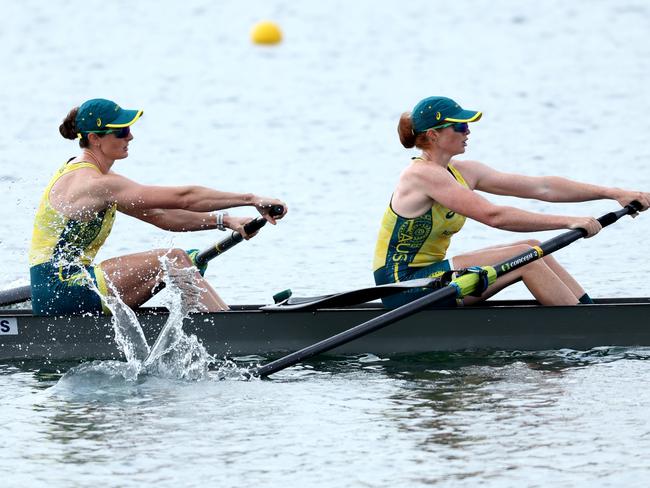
[373,260,458,309]
[30,261,110,316]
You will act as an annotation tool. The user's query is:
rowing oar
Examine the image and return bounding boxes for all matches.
[193,204,285,269]
[0,285,31,307]
[252,202,642,378]
[0,205,285,308]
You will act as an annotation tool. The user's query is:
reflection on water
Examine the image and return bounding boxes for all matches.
[3,347,650,485]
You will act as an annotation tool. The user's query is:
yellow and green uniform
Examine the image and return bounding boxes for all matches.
[373,163,468,308]
[29,160,116,315]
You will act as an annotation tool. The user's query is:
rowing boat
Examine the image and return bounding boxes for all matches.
[2,204,648,375]
[2,298,650,361]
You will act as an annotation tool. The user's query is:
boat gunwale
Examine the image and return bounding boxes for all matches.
[3,297,650,317]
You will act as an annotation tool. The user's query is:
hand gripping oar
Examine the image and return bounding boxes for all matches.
[252,202,642,378]
[0,205,285,308]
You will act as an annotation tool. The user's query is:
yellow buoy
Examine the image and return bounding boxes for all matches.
[251,21,283,45]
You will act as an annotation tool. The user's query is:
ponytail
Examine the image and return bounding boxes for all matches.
[397,112,416,148]
[59,107,89,148]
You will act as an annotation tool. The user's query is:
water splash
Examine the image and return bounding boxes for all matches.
[58,254,222,386]
[141,255,214,381]
[102,287,151,367]
[49,360,143,398]
[83,267,150,380]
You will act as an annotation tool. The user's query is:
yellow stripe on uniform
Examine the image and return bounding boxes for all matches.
[94,264,112,315]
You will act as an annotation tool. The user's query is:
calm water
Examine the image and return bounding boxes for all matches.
[2,0,650,486]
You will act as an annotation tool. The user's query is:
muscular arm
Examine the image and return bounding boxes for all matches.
[51,168,287,231]
[120,207,218,232]
[410,164,594,233]
[457,159,628,203]
[99,173,257,212]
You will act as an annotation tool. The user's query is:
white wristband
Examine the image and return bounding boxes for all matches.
[213,211,228,231]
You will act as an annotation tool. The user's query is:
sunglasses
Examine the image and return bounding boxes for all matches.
[429,122,469,133]
[84,126,131,138]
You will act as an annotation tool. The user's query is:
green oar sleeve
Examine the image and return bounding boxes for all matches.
[450,266,497,298]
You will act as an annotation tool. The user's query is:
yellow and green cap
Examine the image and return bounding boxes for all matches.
[411,96,481,134]
[76,98,143,134]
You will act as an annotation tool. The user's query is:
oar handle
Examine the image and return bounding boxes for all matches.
[597,201,642,227]
[194,205,284,267]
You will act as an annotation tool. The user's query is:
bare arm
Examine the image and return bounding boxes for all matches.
[121,208,218,232]
[96,172,286,223]
[99,173,256,212]
[457,159,650,209]
[412,165,601,235]
[121,207,260,237]
[51,168,287,227]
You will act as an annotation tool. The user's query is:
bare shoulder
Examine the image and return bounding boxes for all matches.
[404,160,448,182]
[51,165,102,194]
[49,167,113,217]
[450,159,491,187]
[450,158,485,173]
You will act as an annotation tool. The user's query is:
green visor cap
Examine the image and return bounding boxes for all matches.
[76,98,143,134]
[412,96,481,134]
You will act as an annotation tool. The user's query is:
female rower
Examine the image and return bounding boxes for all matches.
[29,98,287,316]
[373,95,650,308]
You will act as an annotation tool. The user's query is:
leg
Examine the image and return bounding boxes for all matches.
[473,239,587,299]
[98,248,228,312]
[453,243,580,306]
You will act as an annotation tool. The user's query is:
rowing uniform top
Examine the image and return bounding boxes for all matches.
[29,161,117,267]
[373,163,469,280]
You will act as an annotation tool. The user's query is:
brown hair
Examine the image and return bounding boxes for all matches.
[59,107,91,148]
[397,112,433,150]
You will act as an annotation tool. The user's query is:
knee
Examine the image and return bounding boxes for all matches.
[168,248,193,267]
[516,239,542,248]
[511,243,538,255]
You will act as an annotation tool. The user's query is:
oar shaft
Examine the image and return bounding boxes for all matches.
[0,285,32,306]
[194,205,284,267]
[254,287,457,377]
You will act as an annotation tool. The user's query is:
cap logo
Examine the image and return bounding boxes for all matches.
[436,112,441,120]
[96,118,102,127]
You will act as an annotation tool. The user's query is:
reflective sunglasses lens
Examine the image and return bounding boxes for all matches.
[453,123,469,133]
[113,127,130,138]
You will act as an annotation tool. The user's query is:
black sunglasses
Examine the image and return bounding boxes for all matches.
[430,122,469,133]
[84,126,131,138]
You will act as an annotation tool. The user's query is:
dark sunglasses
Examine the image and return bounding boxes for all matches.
[84,126,131,138]
[430,122,469,133]
[105,126,131,138]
